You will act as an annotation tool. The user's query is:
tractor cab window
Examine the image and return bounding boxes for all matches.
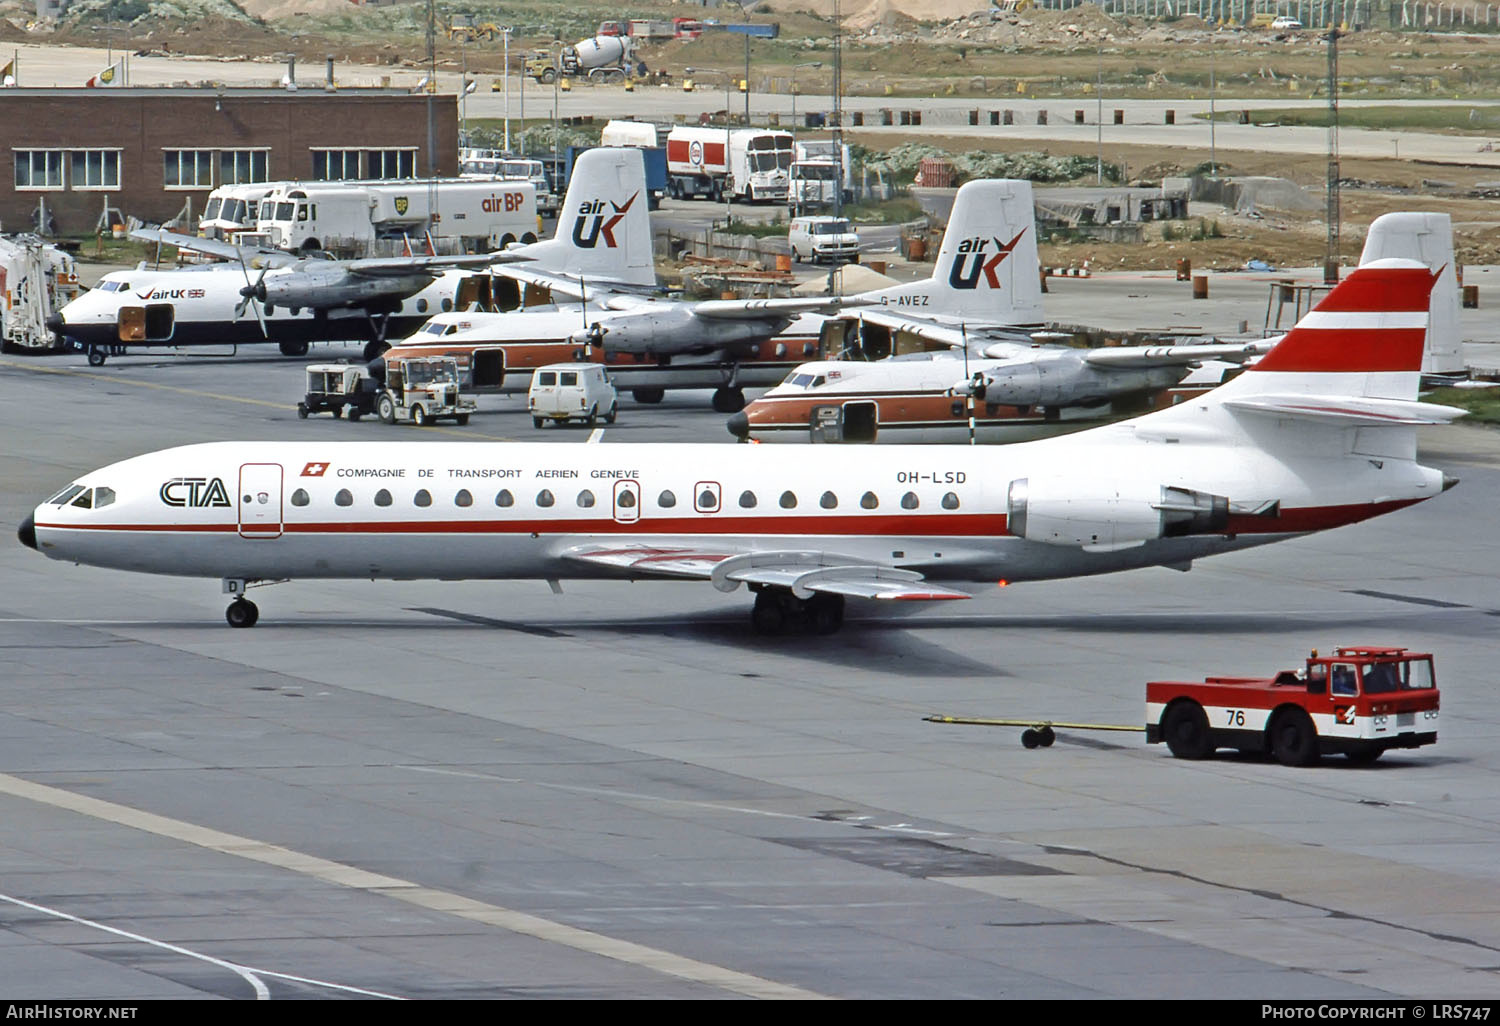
[1330,663,1358,697]
[1404,658,1436,690]
[1362,661,1401,695]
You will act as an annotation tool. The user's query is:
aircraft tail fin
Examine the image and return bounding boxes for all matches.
[859,179,1044,325]
[1359,212,1462,376]
[518,147,655,288]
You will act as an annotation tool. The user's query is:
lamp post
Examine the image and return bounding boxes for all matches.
[790,61,822,137]
[551,38,564,176]
[501,25,512,153]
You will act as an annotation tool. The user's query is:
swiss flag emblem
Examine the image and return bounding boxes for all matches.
[301,462,330,477]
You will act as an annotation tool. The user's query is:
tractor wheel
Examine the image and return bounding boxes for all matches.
[1269,709,1321,767]
[1162,701,1213,760]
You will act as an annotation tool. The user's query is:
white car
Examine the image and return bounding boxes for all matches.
[788,216,860,265]
[528,363,618,428]
[1271,16,1303,28]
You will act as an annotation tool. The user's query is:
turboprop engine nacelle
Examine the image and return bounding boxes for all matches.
[963,354,1187,407]
[1006,478,1229,551]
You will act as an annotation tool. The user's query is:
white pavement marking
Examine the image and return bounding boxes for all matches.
[0,893,403,1000]
[0,772,825,1000]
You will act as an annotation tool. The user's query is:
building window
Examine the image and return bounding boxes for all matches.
[69,150,120,190]
[164,150,214,189]
[14,150,64,190]
[219,149,268,185]
[311,149,361,181]
[368,149,416,179]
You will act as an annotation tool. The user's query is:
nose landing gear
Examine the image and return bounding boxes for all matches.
[226,597,259,628]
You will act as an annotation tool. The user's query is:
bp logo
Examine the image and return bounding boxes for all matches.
[394,196,409,216]
[947,229,1028,291]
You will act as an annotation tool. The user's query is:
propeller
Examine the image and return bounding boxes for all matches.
[962,322,975,446]
[231,248,268,338]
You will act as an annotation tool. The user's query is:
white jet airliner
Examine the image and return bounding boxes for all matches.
[18,260,1461,633]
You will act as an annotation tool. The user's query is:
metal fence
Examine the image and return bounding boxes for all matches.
[1030,0,1500,29]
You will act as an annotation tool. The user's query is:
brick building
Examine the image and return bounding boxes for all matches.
[1,88,458,236]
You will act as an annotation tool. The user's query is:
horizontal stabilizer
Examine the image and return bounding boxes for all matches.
[497,266,659,301]
[1083,340,1276,368]
[1223,394,1466,426]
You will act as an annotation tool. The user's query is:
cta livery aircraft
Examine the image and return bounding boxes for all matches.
[20,261,1460,633]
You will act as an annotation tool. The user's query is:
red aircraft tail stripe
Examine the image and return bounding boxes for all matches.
[1253,265,1436,374]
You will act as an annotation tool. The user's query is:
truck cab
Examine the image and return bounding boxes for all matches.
[377,355,476,426]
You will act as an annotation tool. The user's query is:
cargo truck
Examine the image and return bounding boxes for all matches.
[665,126,793,203]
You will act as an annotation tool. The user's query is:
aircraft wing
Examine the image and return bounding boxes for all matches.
[1082,340,1278,368]
[493,265,662,301]
[130,228,298,268]
[344,251,532,279]
[852,308,1036,350]
[688,296,876,320]
[562,545,972,602]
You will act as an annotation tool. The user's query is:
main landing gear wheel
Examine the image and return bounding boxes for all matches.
[632,387,665,405]
[279,340,310,357]
[226,597,259,628]
[751,590,845,636]
[87,347,106,367]
[711,387,746,414]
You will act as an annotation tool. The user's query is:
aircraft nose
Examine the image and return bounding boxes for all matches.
[18,514,37,551]
[726,411,749,440]
[45,312,64,334]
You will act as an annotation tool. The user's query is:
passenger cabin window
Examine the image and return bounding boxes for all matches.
[455,489,473,507]
[496,489,514,507]
[739,490,757,509]
[414,489,432,507]
[860,491,878,510]
[335,489,353,507]
[375,489,392,507]
[290,488,310,507]
[779,491,797,509]
[658,490,677,508]
[537,489,555,507]
[901,491,919,510]
[942,492,960,510]
[820,491,838,509]
[617,490,637,508]
[577,489,595,508]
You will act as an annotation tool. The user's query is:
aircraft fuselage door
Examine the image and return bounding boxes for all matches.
[613,479,640,524]
[237,463,283,539]
[117,306,146,341]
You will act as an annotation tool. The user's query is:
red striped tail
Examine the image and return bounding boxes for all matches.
[1252,261,1437,374]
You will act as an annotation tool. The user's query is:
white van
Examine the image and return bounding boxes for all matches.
[528,363,618,427]
[788,216,860,264]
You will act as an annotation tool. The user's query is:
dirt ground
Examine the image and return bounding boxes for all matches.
[8,1,1500,269]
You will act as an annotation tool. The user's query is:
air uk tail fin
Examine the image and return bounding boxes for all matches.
[515,147,655,288]
[859,179,1045,325]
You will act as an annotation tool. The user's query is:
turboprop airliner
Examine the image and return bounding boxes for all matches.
[729,210,1465,445]
[384,173,1044,414]
[19,261,1461,633]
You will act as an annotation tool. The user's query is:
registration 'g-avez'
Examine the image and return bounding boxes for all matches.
[19,260,1462,633]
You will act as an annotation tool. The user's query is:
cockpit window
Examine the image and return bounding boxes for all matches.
[48,484,85,505]
[93,487,116,508]
[421,322,447,335]
[70,489,94,509]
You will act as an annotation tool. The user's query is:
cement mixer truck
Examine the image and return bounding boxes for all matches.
[525,34,644,84]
